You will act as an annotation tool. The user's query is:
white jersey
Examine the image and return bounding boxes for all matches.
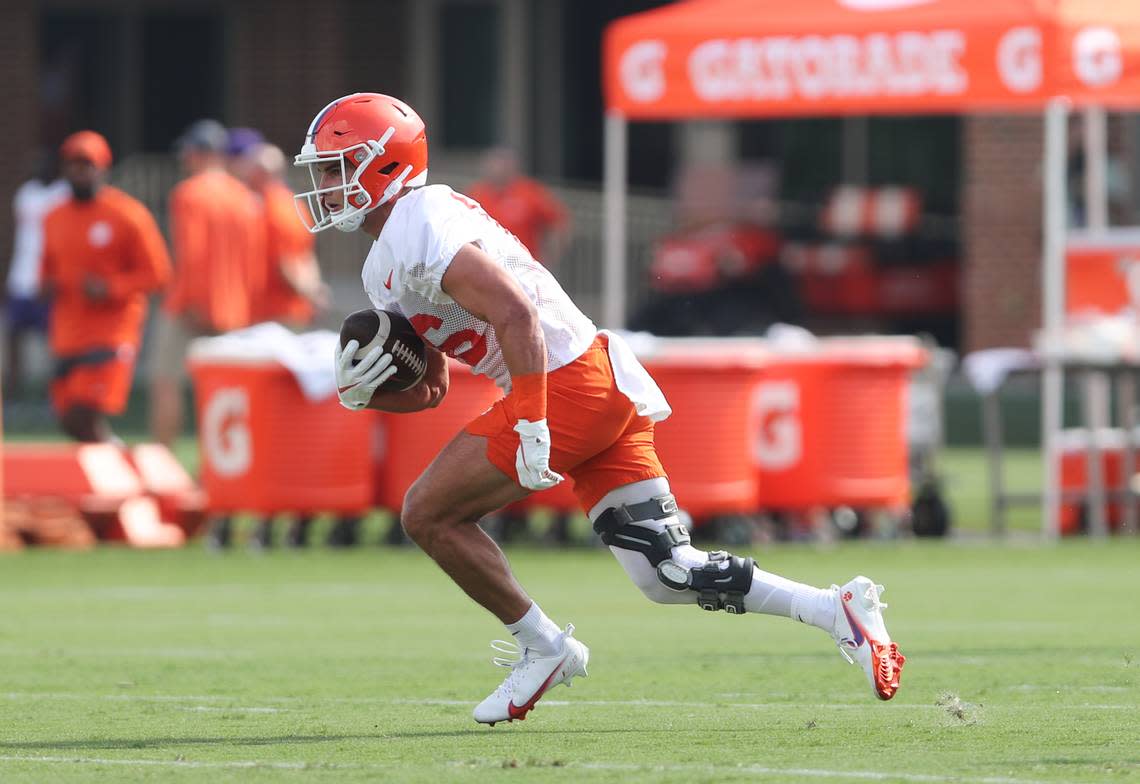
[7,178,69,298]
[361,184,596,390]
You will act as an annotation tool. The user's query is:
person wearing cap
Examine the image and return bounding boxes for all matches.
[4,151,69,398]
[39,130,171,442]
[149,119,264,447]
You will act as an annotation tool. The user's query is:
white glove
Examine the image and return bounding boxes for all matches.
[513,418,564,491]
[335,338,397,410]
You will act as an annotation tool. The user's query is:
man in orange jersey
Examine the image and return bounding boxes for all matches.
[238,142,330,328]
[149,119,264,446]
[39,131,171,442]
[467,147,571,268]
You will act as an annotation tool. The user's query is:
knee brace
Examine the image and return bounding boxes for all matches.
[592,494,689,566]
[657,551,755,614]
[593,495,754,614]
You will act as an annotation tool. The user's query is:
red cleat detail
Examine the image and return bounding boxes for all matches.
[506,656,567,720]
[871,641,906,700]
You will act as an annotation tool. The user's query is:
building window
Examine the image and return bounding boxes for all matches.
[440,2,501,149]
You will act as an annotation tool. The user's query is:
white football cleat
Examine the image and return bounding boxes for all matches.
[830,576,905,700]
[473,624,589,725]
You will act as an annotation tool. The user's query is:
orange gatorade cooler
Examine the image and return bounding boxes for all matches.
[374,360,503,513]
[640,340,769,519]
[189,347,376,515]
[1057,429,1132,535]
[752,339,926,510]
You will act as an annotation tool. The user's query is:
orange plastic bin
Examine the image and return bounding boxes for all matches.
[189,359,376,515]
[752,340,927,510]
[373,360,503,513]
[1057,429,1132,535]
[640,341,769,519]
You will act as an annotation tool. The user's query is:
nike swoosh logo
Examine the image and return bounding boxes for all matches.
[507,655,568,719]
[842,602,866,647]
[383,270,393,290]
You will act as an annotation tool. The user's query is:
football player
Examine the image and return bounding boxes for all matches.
[295,94,904,724]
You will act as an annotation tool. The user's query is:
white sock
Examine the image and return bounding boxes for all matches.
[672,544,835,630]
[746,568,836,632]
[505,602,563,656]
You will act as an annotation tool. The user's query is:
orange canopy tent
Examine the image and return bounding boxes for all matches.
[603,0,1140,119]
[600,0,1140,537]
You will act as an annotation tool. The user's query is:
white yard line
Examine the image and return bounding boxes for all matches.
[177,706,286,713]
[576,762,1050,784]
[0,755,1053,783]
[0,646,253,659]
[395,697,936,709]
[3,692,1135,711]
[0,755,366,771]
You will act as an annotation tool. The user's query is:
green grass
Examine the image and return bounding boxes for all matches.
[0,541,1137,783]
[938,447,1043,533]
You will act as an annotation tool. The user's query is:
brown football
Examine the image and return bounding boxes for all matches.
[339,308,427,393]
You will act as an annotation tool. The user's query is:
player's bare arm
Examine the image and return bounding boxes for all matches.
[439,243,545,377]
[366,344,448,412]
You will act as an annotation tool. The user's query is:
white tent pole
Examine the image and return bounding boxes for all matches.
[1042,99,1068,539]
[603,111,628,329]
[1083,106,1108,232]
[1081,105,1111,537]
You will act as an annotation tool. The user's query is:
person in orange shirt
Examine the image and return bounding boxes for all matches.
[40,131,171,442]
[467,147,571,267]
[236,143,330,328]
[234,141,335,550]
[149,119,264,447]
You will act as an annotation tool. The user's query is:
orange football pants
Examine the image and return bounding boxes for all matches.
[466,334,666,511]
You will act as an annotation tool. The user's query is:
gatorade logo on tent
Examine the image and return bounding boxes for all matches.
[620,40,667,103]
[1073,27,1123,88]
[202,387,252,478]
[996,27,1042,94]
[687,32,967,104]
[752,381,802,470]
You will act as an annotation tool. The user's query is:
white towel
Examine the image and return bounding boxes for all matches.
[600,329,672,422]
[188,322,340,402]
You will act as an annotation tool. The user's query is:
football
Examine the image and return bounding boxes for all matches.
[339,308,428,392]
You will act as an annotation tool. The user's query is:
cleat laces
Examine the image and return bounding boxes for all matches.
[488,639,529,699]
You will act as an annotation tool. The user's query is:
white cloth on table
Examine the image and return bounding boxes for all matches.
[962,348,1039,395]
[187,322,339,401]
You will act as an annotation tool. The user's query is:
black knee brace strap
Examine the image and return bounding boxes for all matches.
[690,552,755,614]
[592,494,687,566]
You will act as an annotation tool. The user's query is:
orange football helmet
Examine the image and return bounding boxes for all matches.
[294,93,428,233]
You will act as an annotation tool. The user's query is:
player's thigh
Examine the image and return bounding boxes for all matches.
[567,417,667,513]
[404,429,529,528]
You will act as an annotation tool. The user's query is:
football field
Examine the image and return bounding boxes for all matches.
[0,540,1136,783]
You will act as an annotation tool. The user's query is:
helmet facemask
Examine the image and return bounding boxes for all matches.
[294,94,429,234]
[294,129,391,233]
